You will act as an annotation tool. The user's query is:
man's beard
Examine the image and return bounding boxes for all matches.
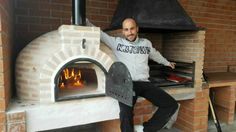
[126,34,137,42]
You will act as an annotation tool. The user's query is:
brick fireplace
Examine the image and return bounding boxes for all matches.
[1,0,236,132]
[108,29,208,131]
[6,23,206,131]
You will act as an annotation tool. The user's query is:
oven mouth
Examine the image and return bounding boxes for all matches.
[54,58,108,101]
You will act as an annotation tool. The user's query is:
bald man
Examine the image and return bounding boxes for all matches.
[87,18,179,132]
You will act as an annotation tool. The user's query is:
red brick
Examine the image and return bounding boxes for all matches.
[134,106,154,115]
[7,112,25,124]
[52,0,70,4]
[7,123,26,132]
[88,1,108,9]
[51,10,71,18]
[17,16,41,24]
[0,99,6,111]
[135,99,152,106]
[0,88,4,98]
[16,0,39,9]
[142,114,152,122]
[175,90,209,131]
[14,8,28,15]
[51,4,71,11]
[41,18,61,25]
[99,119,120,132]
[133,115,142,125]
[29,24,51,32]
[0,112,6,123]
[29,9,51,17]
[0,125,6,132]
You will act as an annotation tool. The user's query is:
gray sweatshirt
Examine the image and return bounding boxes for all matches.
[101,31,170,81]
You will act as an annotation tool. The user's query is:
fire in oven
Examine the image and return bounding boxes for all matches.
[54,58,107,101]
[54,59,134,106]
[149,60,195,88]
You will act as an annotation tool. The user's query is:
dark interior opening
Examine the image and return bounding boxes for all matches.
[149,60,195,88]
[55,59,107,101]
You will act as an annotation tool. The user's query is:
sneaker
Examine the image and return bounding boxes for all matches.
[164,103,181,129]
[134,125,144,132]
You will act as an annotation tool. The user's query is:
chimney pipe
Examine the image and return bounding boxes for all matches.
[72,0,86,25]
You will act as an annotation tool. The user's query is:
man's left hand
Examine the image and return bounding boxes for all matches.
[169,62,176,69]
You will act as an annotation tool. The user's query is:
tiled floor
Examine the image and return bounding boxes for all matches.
[42,118,236,132]
[208,119,236,132]
[41,123,100,132]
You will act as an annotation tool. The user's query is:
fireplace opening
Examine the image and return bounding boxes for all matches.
[149,60,195,88]
[55,59,107,101]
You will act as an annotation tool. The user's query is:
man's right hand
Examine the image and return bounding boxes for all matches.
[169,62,176,69]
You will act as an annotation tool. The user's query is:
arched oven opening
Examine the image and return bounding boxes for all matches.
[54,58,107,101]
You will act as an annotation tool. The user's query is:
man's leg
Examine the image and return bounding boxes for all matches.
[133,82,178,132]
[118,96,138,132]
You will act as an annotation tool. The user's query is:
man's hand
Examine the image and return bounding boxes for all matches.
[86,18,94,26]
[169,62,176,69]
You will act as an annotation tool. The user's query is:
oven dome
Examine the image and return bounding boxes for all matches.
[15,25,115,102]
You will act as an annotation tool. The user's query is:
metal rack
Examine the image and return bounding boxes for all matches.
[149,60,195,88]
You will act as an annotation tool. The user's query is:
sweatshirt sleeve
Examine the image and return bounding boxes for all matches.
[148,41,170,66]
[100,31,117,50]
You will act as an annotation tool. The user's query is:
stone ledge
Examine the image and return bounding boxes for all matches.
[7,97,119,132]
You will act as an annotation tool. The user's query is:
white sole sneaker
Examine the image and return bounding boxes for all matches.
[164,103,181,129]
[134,125,144,132]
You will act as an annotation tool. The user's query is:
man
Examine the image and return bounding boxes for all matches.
[87,18,179,132]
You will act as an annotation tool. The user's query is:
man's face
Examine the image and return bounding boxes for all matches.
[122,19,139,42]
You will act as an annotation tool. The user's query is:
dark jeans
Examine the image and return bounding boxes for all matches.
[119,81,178,132]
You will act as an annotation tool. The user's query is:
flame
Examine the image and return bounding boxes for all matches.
[59,68,84,89]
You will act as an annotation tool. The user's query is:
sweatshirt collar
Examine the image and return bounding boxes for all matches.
[126,36,139,44]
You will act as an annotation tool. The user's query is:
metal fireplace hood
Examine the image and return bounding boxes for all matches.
[109,0,199,32]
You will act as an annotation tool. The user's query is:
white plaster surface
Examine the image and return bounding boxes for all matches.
[7,97,120,132]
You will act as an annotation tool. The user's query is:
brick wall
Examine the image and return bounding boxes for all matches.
[175,89,209,131]
[14,0,118,56]
[0,0,13,130]
[178,0,236,72]
[14,0,236,73]
[163,31,205,91]
[14,0,72,54]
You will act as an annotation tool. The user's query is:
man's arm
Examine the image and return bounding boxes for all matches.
[148,41,175,69]
[100,31,117,49]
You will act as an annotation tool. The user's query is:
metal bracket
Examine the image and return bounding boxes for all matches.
[82,39,86,49]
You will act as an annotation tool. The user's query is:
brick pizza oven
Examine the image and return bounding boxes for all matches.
[13,25,126,131]
[15,25,114,102]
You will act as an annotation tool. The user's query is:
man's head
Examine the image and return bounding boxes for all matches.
[122,18,139,42]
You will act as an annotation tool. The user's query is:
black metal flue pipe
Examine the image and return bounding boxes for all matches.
[72,0,86,25]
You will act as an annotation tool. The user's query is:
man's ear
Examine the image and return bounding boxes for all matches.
[136,26,139,32]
